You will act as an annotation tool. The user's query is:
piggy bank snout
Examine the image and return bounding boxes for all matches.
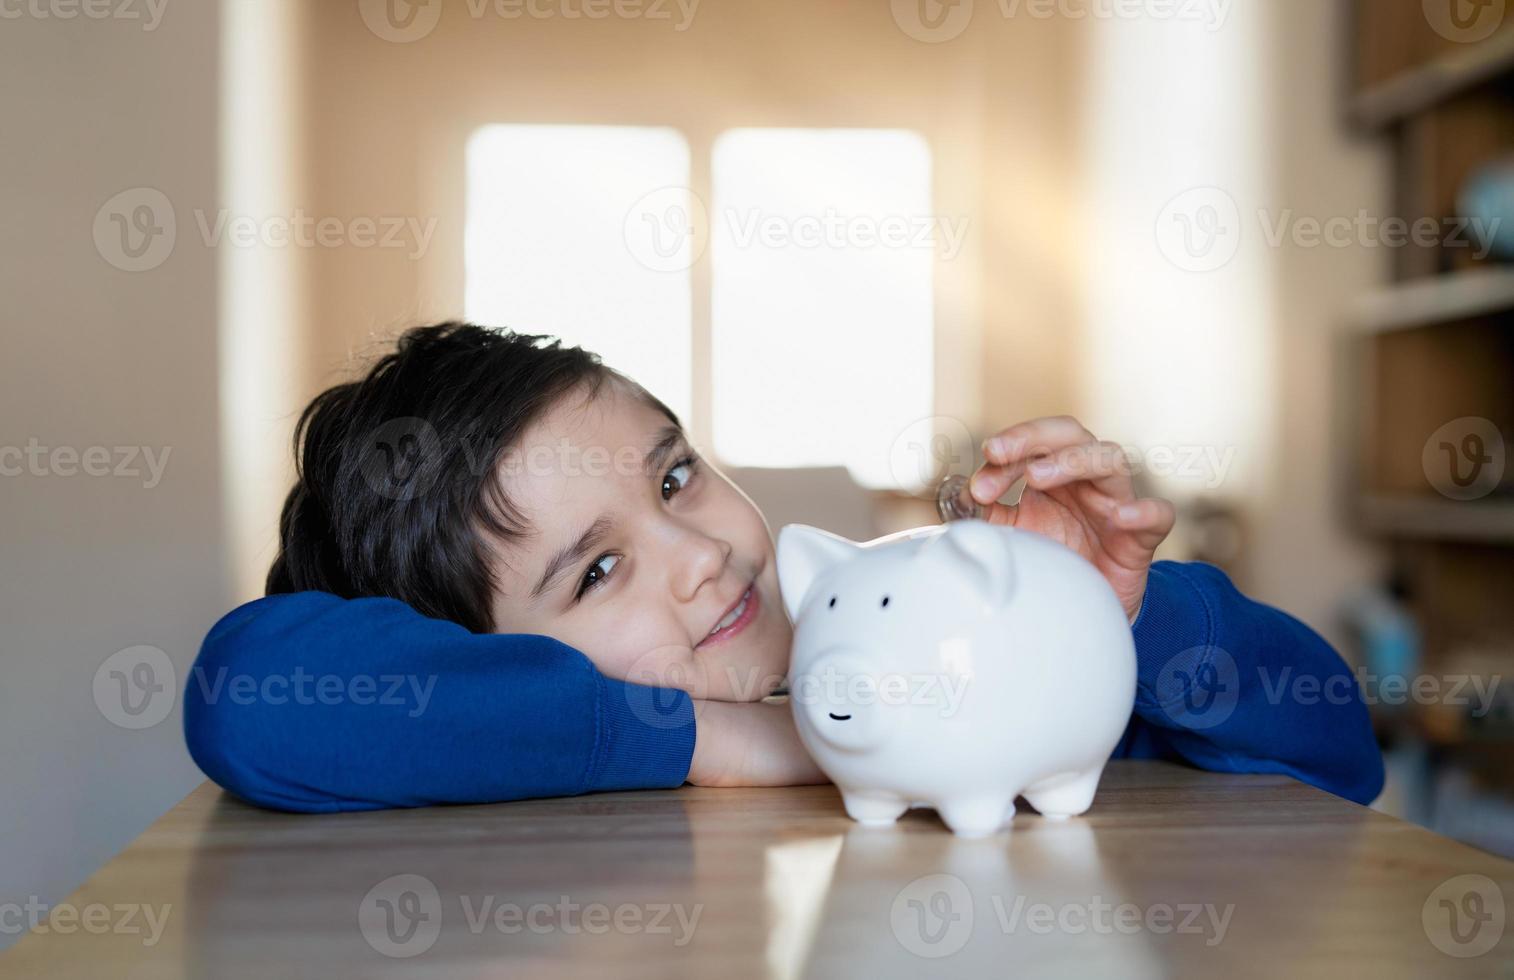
[790,649,896,752]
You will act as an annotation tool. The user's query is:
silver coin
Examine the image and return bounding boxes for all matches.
[936,474,983,523]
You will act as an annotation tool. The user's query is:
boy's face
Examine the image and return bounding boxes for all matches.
[484,380,791,701]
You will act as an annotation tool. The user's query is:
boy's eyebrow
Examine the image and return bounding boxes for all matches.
[529,425,688,600]
[532,515,614,600]
[641,425,687,478]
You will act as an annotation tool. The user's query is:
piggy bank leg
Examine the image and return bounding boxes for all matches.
[1023,769,1103,819]
[842,792,909,827]
[936,796,1015,838]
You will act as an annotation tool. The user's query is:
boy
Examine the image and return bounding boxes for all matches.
[185,323,1383,811]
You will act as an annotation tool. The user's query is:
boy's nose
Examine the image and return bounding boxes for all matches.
[669,529,731,604]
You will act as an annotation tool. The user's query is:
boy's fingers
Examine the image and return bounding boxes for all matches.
[981,501,1018,526]
[1111,497,1176,549]
[982,416,1095,466]
[1022,441,1134,501]
[970,460,1026,505]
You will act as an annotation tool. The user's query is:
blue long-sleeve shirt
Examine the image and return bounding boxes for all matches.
[183,561,1384,812]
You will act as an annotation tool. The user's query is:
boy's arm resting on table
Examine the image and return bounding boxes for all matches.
[1118,561,1386,806]
[183,591,698,813]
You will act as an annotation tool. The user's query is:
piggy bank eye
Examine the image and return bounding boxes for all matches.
[881,595,891,608]
[828,596,837,609]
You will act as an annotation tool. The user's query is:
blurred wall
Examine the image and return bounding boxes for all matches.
[0,1,227,949]
[1248,0,1388,645]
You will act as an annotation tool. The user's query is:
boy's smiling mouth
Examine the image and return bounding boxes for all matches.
[697,581,759,649]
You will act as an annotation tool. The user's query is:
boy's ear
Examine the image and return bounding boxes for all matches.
[776,525,862,621]
[935,520,1015,606]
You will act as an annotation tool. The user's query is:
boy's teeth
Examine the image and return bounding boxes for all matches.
[710,589,750,635]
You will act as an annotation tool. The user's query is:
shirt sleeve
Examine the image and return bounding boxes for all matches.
[182,591,697,813]
[1115,561,1385,806]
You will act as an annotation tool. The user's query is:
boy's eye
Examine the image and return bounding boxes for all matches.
[662,455,698,501]
[577,553,621,599]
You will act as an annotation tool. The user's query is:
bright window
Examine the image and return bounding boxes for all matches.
[710,128,935,489]
[465,125,693,423]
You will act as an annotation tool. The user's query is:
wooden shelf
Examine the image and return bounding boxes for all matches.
[1351,29,1514,130]
[1353,268,1514,333]
[1358,493,1514,543]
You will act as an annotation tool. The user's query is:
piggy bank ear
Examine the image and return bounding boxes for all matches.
[776,524,861,621]
[938,520,1015,604]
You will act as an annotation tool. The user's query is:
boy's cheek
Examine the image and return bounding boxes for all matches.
[699,632,791,702]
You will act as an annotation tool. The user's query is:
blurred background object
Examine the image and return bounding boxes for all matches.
[4,0,1514,949]
[1346,0,1514,860]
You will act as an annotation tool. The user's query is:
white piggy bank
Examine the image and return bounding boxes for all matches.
[777,520,1137,837]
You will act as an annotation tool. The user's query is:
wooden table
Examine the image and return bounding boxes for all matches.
[4,761,1512,978]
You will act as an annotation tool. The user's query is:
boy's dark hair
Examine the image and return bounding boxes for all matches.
[266,322,681,633]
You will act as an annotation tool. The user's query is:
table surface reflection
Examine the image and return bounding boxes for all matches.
[4,761,1512,978]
